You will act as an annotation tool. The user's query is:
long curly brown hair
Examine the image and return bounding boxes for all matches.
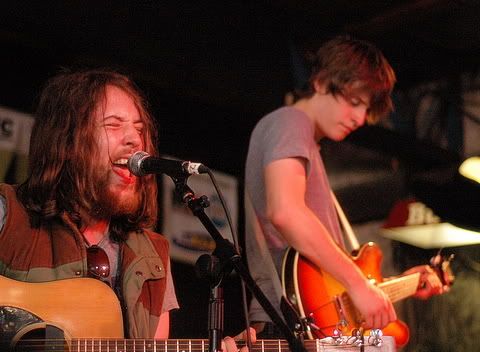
[17,68,159,241]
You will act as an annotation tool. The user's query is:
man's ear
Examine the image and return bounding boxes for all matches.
[313,80,327,94]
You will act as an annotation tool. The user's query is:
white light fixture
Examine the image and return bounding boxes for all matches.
[459,156,480,183]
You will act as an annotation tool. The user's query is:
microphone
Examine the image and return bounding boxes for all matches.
[127,151,209,177]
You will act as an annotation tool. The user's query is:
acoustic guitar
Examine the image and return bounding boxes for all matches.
[281,242,454,348]
[0,275,393,351]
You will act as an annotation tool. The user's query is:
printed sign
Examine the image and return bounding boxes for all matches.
[160,164,238,264]
[0,106,34,182]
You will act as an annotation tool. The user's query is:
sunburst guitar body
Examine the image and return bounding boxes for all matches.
[282,242,453,348]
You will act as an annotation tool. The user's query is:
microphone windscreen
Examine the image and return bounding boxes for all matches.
[127,151,149,176]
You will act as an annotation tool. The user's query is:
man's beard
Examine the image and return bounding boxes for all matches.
[89,169,142,220]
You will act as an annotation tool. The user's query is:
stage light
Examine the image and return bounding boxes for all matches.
[459,156,480,183]
[409,156,480,231]
[381,199,480,249]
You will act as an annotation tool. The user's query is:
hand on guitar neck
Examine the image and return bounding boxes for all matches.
[223,328,257,352]
[282,242,455,348]
[401,252,454,300]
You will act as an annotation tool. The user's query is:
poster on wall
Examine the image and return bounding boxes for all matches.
[0,106,34,183]
[160,164,238,265]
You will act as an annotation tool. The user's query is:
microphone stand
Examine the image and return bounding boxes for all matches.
[172,176,306,352]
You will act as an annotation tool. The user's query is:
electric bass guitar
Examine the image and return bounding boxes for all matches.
[281,242,454,348]
[0,275,395,351]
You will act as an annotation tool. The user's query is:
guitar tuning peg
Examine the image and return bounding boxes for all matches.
[368,329,384,346]
[430,253,442,267]
[350,328,362,338]
[332,328,343,339]
[369,329,383,338]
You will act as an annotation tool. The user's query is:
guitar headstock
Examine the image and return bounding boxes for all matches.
[430,250,455,288]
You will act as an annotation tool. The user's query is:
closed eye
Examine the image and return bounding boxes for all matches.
[349,97,361,106]
[134,122,144,134]
[102,116,123,128]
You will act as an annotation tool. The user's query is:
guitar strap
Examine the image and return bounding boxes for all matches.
[114,243,130,338]
[330,190,360,252]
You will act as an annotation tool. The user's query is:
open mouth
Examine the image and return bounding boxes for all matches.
[111,158,135,183]
[112,158,129,168]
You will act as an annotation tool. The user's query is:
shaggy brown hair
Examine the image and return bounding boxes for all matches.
[299,35,396,123]
[17,68,158,241]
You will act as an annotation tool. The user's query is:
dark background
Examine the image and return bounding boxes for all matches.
[1,1,477,223]
[1,1,479,347]
[1,1,479,175]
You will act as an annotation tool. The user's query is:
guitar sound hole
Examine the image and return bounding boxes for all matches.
[14,325,67,352]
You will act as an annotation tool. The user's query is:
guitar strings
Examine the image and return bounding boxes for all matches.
[14,338,377,351]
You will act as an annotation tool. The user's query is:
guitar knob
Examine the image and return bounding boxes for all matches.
[368,329,384,346]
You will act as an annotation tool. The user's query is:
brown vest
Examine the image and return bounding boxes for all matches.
[0,183,169,338]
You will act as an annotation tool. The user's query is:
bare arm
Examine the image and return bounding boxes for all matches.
[154,311,170,338]
[265,157,396,329]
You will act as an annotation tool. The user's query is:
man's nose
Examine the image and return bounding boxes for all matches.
[352,109,367,128]
[124,125,142,149]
